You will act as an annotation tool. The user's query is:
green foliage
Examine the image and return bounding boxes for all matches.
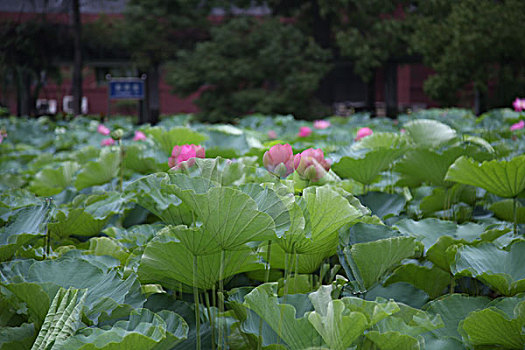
[1,111,525,349]
[410,0,525,106]
[168,17,330,122]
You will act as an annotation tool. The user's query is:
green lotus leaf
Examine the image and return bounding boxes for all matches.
[171,156,249,187]
[365,283,429,309]
[394,218,494,271]
[373,302,444,337]
[308,299,367,350]
[459,302,525,349]
[0,323,35,350]
[228,287,283,349]
[138,229,264,290]
[260,242,329,274]
[358,192,406,219]
[462,134,495,153]
[364,331,420,350]
[350,132,410,151]
[2,257,144,325]
[243,283,323,349]
[341,297,400,327]
[86,237,129,264]
[123,143,166,174]
[171,182,276,253]
[240,184,291,237]
[127,173,194,226]
[404,119,457,148]
[145,126,207,156]
[490,199,525,223]
[49,192,133,238]
[278,186,363,254]
[385,263,450,299]
[341,237,420,291]
[419,184,476,215]
[60,308,187,350]
[104,224,163,251]
[340,223,400,247]
[450,242,525,295]
[332,148,405,185]
[32,287,86,350]
[3,283,55,328]
[425,294,491,340]
[29,161,80,196]
[74,150,120,190]
[0,189,43,211]
[0,203,51,262]
[394,147,480,188]
[445,155,525,198]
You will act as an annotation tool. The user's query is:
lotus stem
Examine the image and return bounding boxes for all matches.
[204,292,216,350]
[118,139,124,192]
[293,250,299,292]
[258,240,272,350]
[449,275,455,295]
[218,249,225,349]
[193,255,201,350]
[513,197,518,236]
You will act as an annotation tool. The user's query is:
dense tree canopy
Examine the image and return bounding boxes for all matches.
[168,17,331,122]
[410,0,525,107]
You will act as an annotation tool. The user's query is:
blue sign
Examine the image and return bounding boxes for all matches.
[109,79,144,100]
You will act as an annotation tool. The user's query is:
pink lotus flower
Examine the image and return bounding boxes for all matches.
[101,138,115,146]
[97,124,110,136]
[512,98,525,112]
[298,126,312,137]
[294,148,331,182]
[168,144,205,169]
[510,120,524,131]
[400,128,406,134]
[263,144,294,178]
[313,120,331,129]
[133,131,147,141]
[355,127,373,141]
[267,130,277,139]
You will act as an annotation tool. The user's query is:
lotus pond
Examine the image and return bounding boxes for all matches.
[0,108,524,349]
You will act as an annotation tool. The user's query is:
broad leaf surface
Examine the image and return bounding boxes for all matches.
[445,155,525,198]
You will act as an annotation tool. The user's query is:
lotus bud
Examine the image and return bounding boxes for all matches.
[111,128,124,141]
[263,144,294,178]
[510,120,524,131]
[101,138,115,147]
[313,120,331,129]
[169,144,205,169]
[512,98,525,112]
[297,126,312,137]
[294,148,331,182]
[97,124,110,136]
[133,130,147,141]
[355,127,373,141]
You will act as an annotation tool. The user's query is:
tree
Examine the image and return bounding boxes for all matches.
[259,0,412,117]
[72,0,83,116]
[124,0,213,125]
[410,0,525,113]
[327,0,412,117]
[167,17,331,122]
[0,19,69,116]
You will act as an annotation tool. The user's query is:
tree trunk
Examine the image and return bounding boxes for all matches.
[18,69,32,116]
[384,62,398,119]
[72,0,83,115]
[147,63,160,125]
[474,86,487,116]
[365,72,376,117]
